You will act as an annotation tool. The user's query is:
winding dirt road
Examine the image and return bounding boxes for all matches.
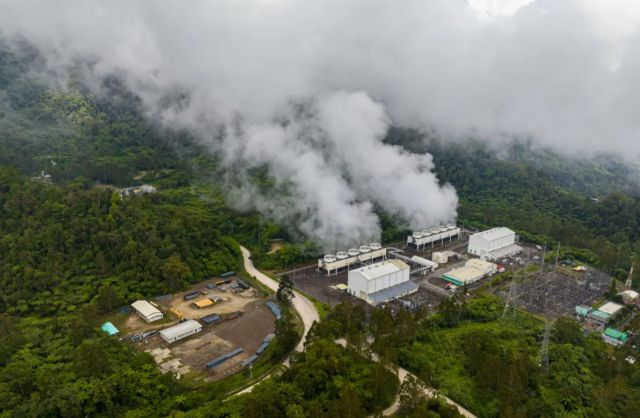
[334,338,476,418]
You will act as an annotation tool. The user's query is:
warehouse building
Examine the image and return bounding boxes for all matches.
[597,301,624,317]
[443,267,484,286]
[602,328,629,346]
[159,320,203,343]
[467,227,522,260]
[442,259,497,287]
[131,300,164,323]
[348,259,418,305]
[465,259,497,275]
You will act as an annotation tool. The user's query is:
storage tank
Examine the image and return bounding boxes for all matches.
[323,254,336,263]
[336,251,348,260]
[370,242,382,250]
[432,252,448,264]
[359,245,371,253]
[348,248,360,257]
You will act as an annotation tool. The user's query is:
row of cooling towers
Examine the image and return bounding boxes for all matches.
[323,242,382,263]
[411,224,457,239]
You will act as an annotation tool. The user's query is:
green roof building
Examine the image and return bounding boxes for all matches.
[603,327,628,346]
[101,322,119,336]
[575,305,590,317]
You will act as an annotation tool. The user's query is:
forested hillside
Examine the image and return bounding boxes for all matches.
[387,128,640,282]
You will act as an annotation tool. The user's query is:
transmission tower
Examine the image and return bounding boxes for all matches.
[625,263,635,290]
[537,319,554,372]
[502,273,518,320]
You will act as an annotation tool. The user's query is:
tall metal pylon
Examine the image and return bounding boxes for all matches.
[625,263,635,290]
[502,273,518,320]
[537,319,554,372]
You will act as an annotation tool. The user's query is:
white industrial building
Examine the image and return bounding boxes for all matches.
[465,259,497,275]
[159,320,203,343]
[467,227,522,260]
[318,243,386,276]
[442,260,496,287]
[407,224,460,250]
[597,302,624,317]
[348,259,418,305]
[131,300,164,323]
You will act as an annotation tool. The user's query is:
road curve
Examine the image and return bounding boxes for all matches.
[335,339,476,418]
[240,246,319,355]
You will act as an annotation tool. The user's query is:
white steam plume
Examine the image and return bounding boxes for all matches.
[2,0,640,245]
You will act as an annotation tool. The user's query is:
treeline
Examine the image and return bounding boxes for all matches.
[334,293,640,418]
[0,167,244,315]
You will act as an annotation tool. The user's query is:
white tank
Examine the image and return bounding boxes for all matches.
[359,245,371,253]
[348,248,360,257]
[370,242,381,250]
[336,251,348,259]
[412,232,424,239]
[324,254,336,263]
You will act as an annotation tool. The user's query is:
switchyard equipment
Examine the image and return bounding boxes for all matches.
[318,243,386,276]
[468,227,522,260]
[159,319,203,343]
[407,224,460,250]
[347,259,418,305]
[131,300,164,323]
[206,347,244,369]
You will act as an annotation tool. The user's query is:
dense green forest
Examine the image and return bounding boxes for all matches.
[2,36,640,418]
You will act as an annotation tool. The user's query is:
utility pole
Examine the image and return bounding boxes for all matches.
[554,242,561,268]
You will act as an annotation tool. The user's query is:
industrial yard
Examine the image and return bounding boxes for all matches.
[113,277,279,381]
[504,266,612,319]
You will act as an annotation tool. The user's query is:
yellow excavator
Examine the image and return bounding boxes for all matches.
[169,306,184,321]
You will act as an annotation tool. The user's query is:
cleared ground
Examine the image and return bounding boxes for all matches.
[118,278,277,381]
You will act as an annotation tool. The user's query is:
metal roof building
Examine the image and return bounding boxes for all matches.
[443,267,485,286]
[598,302,624,317]
[465,259,497,275]
[160,320,203,343]
[348,259,417,306]
[468,227,522,260]
[603,327,629,346]
[131,300,164,323]
[101,322,119,336]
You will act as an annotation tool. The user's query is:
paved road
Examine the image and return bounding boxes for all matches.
[335,339,476,418]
